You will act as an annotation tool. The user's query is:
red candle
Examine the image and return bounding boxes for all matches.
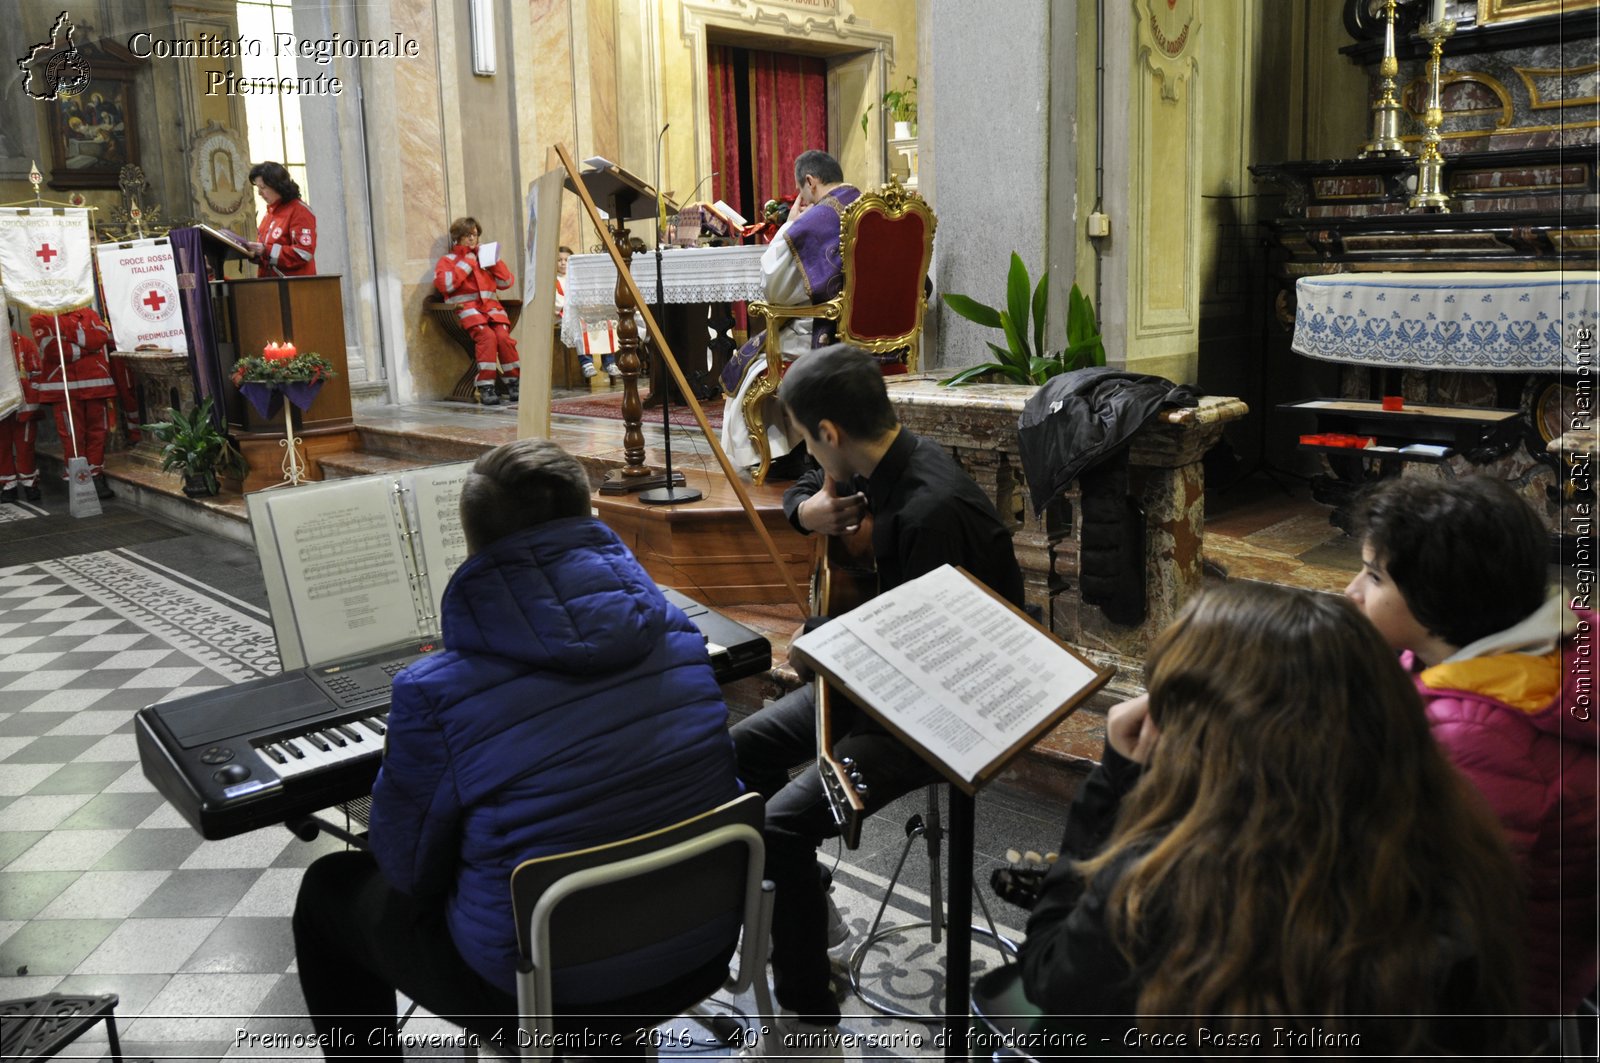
[263,342,293,361]
[281,341,297,358]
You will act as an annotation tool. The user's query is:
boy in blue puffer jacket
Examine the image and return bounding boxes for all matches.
[292,439,742,1058]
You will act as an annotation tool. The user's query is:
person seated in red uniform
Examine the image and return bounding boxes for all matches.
[30,305,116,499]
[246,161,317,278]
[433,217,520,406]
[1,317,45,503]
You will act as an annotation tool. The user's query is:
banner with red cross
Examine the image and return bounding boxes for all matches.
[0,207,94,314]
[95,237,188,351]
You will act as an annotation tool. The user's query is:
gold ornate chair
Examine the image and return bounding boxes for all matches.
[744,179,936,484]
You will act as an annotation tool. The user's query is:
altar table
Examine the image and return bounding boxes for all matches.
[560,243,767,347]
[1292,271,1597,372]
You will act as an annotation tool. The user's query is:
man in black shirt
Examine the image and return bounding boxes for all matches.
[733,345,1024,1036]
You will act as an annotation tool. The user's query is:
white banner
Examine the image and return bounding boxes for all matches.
[0,208,95,314]
[95,238,188,351]
[0,289,18,421]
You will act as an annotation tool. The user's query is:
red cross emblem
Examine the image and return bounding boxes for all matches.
[142,289,167,313]
[35,244,58,266]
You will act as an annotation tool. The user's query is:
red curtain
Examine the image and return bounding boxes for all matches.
[748,50,827,209]
[707,44,742,214]
[706,44,827,215]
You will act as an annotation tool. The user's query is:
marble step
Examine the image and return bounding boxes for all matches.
[354,422,503,465]
[316,449,433,480]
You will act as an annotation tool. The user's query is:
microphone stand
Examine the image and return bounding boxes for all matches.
[639,123,702,506]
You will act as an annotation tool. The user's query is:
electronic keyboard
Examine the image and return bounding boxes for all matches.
[137,593,771,840]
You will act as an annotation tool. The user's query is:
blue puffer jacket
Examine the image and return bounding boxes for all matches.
[367,516,741,996]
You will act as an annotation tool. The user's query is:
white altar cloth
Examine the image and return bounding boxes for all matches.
[1292,271,1598,372]
[560,244,767,347]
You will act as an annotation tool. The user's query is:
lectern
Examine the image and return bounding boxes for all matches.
[168,225,356,492]
[563,164,681,495]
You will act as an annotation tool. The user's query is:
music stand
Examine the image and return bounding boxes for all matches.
[564,165,683,495]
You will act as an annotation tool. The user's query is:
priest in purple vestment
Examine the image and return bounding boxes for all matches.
[719,150,859,473]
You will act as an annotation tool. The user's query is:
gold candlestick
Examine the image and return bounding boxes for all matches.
[1360,0,1410,158]
[1409,17,1455,211]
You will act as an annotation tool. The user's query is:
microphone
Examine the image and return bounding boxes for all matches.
[655,123,671,243]
[681,171,719,207]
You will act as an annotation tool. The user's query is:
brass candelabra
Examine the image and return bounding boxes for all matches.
[1409,16,1456,211]
[1359,0,1410,158]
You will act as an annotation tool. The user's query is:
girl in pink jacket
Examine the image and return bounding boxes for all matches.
[1348,475,1597,1018]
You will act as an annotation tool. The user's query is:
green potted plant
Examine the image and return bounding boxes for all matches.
[150,397,245,497]
[939,253,1106,387]
[862,75,918,141]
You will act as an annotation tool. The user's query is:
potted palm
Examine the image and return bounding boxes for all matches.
[150,397,245,497]
[939,253,1106,387]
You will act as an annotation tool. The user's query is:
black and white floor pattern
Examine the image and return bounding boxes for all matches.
[0,502,1040,1061]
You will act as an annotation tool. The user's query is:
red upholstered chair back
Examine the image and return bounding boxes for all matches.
[837,183,936,358]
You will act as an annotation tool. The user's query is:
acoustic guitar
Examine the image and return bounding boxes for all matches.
[811,488,877,849]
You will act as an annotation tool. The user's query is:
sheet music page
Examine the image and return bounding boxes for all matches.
[400,462,475,632]
[477,241,499,268]
[794,565,1101,783]
[264,478,422,664]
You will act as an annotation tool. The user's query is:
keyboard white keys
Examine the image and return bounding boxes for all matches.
[257,714,387,780]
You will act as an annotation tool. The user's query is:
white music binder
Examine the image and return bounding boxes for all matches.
[248,461,474,670]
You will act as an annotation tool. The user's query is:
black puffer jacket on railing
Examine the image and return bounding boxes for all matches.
[1016,369,1201,626]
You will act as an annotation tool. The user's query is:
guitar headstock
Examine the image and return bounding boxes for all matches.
[819,750,867,850]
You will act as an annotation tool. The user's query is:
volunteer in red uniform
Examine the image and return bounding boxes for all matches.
[31,305,117,499]
[247,161,317,278]
[433,217,520,406]
[1,321,45,503]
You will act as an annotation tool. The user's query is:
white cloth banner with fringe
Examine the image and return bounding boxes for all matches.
[95,237,187,350]
[0,292,19,421]
[0,208,95,315]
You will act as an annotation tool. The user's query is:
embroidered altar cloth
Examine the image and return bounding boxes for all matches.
[561,244,766,347]
[1292,271,1598,372]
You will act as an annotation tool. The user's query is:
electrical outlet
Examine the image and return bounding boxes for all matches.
[1087,212,1111,238]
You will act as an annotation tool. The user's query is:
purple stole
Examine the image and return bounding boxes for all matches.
[720,185,861,394]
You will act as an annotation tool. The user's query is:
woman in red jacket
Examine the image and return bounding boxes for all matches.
[434,217,519,406]
[30,306,116,498]
[247,161,316,278]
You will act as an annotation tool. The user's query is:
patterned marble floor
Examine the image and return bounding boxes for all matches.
[0,492,1057,1062]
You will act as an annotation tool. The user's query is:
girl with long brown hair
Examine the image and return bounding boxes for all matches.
[1020,582,1531,1054]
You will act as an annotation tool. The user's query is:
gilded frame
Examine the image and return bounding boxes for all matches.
[1477,0,1599,26]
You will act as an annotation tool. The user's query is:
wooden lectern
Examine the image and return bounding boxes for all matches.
[562,163,681,495]
[214,276,357,492]
[170,225,356,492]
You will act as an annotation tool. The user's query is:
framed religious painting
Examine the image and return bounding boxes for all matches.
[1479,0,1599,25]
[45,51,141,190]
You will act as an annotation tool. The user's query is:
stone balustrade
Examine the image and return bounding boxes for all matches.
[885,375,1248,681]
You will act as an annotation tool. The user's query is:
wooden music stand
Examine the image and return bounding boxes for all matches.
[562,164,681,495]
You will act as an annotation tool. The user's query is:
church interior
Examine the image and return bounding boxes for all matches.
[0,0,1595,1058]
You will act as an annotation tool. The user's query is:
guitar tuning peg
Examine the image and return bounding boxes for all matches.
[854,782,869,796]
[1045,852,1059,864]
[840,756,855,767]
[1005,849,1022,865]
[1024,850,1043,866]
